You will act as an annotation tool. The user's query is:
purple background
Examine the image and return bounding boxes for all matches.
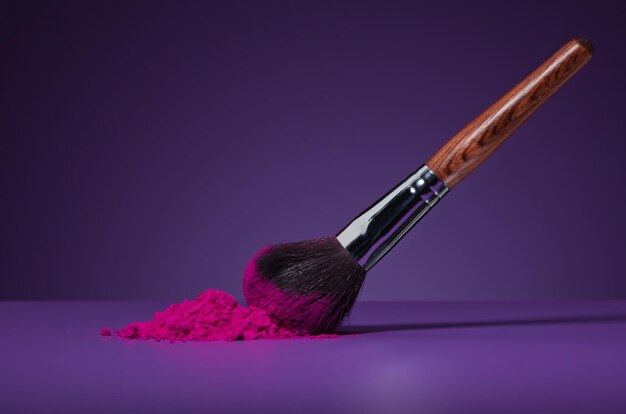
[2,0,625,301]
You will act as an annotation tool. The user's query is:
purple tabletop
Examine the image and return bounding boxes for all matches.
[1,301,625,413]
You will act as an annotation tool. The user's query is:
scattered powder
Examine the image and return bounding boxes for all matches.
[103,289,334,342]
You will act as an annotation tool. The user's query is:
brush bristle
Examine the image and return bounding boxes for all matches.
[243,236,366,334]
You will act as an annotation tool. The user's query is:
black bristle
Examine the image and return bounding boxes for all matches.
[243,237,366,334]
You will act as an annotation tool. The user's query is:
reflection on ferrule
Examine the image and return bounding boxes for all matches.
[336,165,448,271]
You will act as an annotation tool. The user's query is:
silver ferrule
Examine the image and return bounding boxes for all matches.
[336,165,449,271]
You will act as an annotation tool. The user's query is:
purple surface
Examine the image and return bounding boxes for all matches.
[2,301,625,413]
[3,1,626,301]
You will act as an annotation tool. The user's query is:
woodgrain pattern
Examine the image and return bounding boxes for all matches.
[426,38,593,188]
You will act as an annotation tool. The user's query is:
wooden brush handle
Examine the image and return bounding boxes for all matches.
[426,38,593,188]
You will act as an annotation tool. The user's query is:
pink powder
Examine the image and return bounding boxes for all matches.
[105,289,334,342]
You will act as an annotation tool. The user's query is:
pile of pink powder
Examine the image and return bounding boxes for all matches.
[101,289,332,342]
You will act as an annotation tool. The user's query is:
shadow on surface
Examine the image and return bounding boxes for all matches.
[339,314,626,334]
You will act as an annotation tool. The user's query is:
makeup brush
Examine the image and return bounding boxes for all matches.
[243,38,593,334]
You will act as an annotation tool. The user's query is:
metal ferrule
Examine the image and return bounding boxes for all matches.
[336,165,449,271]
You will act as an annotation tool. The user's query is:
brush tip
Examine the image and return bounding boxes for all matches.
[243,237,366,334]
